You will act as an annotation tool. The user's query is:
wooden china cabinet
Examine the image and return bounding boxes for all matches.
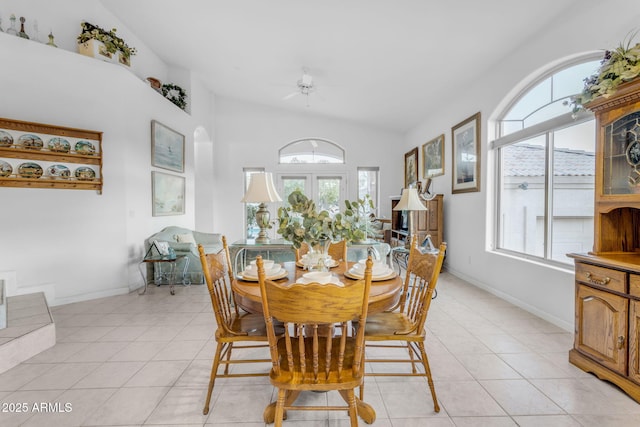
[568,79,640,402]
[390,194,443,248]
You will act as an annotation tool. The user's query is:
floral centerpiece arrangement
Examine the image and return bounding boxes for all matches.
[573,33,640,111]
[77,21,137,65]
[276,190,374,249]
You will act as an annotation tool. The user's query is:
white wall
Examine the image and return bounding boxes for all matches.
[0,27,209,305]
[213,97,404,242]
[405,0,640,330]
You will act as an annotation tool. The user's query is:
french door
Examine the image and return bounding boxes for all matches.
[276,173,347,215]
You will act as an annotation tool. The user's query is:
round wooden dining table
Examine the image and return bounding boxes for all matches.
[232,260,403,424]
[232,261,403,315]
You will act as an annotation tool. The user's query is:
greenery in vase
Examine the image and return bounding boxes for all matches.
[77,22,137,58]
[339,195,375,243]
[572,33,640,111]
[277,190,375,248]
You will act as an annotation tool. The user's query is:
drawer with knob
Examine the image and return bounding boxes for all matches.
[576,262,626,293]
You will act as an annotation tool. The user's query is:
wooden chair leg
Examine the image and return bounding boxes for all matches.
[274,388,287,427]
[223,342,233,375]
[417,342,439,412]
[345,388,359,426]
[203,341,225,415]
[407,342,418,374]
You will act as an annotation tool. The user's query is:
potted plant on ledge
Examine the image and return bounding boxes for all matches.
[77,21,137,66]
[572,33,640,112]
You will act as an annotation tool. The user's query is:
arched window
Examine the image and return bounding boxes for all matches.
[492,56,600,265]
[279,138,345,164]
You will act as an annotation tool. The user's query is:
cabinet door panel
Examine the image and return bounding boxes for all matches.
[427,199,439,231]
[630,300,640,383]
[576,285,628,374]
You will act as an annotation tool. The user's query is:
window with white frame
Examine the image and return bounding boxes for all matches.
[276,173,346,214]
[279,138,345,164]
[358,167,379,214]
[493,58,600,265]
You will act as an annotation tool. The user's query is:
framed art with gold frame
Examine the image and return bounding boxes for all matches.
[422,134,444,178]
[404,147,418,188]
[452,112,481,194]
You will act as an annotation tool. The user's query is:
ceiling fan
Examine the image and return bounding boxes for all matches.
[283,68,316,106]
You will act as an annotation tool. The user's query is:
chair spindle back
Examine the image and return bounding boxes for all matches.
[257,256,372,383]
[398,237,447,334]
[199,236,241,334]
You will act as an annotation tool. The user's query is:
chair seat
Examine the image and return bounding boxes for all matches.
[216,312,277,341]
[364,312,425,341]
[270,336,363,390]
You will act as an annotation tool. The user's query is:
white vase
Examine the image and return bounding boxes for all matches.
[77,39,114,63]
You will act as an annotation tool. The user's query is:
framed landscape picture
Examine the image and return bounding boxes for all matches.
[452,112,481,193]
[404,147,419,188]
[422,134,444,178]
[152,171,185,216]
[151,120,185,173]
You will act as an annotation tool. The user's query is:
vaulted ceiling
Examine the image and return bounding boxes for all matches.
[101,0,581,132]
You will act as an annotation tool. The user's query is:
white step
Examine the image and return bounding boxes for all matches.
[0,292,55,374]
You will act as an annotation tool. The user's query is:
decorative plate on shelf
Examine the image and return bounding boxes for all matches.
[18,134,43,150]
[47,164,70,179]
[17,162,43,178]
[74,167,96,180]
[0,160,12,177]
[0,130,13,147]
[74,140,96,155]
[48,137,71,153]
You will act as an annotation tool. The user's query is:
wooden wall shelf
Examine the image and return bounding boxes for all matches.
[0,118,103,194]
[0,147,101,165]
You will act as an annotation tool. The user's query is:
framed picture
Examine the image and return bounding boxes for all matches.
[422,134,444,178]
[404,147,419,188]
[451,112,481,194]
[152,171,185,216]
[151,120,184,173]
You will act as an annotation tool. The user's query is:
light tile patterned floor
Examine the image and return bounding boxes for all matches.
[1,271,639,426]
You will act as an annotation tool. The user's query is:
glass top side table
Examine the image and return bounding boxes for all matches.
[138,253,190,296]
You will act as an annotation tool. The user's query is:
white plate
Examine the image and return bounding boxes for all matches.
[352,263,389,276]
[239,268,288,282]
[244,264,280,277]
[344,268,397,281]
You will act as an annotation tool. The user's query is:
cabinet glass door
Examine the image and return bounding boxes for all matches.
[603,110,640,195]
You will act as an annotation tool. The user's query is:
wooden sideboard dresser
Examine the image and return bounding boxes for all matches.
[568,79,640,403]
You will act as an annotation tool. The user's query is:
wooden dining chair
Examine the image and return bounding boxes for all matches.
[198,237,273,415]
[295,239,348,262]
[360,237,446,412]
[257,255,373,426]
